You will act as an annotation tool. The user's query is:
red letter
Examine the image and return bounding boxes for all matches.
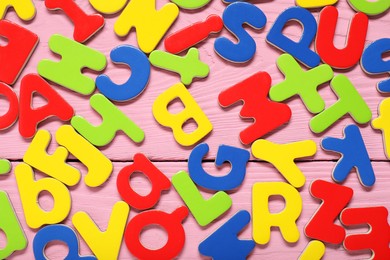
[117,153,171,210]
[341,206,390,259]
[316,6,368,69]
[218,72,291,145]
[0,20,38,85]
[0,83,18,130]
[44,0,104,43]
[304,179,353,244]
[19,74,74,138]
[125,207,188,259]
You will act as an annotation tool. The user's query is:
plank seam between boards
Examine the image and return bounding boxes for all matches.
[6,159,390,163]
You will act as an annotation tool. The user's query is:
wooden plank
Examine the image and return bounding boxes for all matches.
[0,1,389,161]
[4,161,389,259]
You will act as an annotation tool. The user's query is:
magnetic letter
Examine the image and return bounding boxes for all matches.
[267,7,320,68]
[0,20,38,85]
[0,0,35,21]
[124,207,189,259]
[72,201,130,260]
[172,171,232,226]
[198,210,255,260]
[117,153,171,210]
[153,82,213,146]
[149,48,209,85]
[88,0,127,14]
[372,98,390,159]
[251,139,317,188]
[96,45,150,102]
[171,0,211,9]
[309,75,371,133]
[19,74,74,139]
[304,179,353,244]
[321,124,375,187]
[341,206,390,259]
[316,6,368,69]
[164,15,223,54]
[114,0,179,53]
[0,191,27,259]
[269,54,333,114]
[33,225,96,260]
[45,0,104,43]
[219,72,291,145]
[38,34,107,95]
[23,129,81,186]
[296,0,338,9]
[55,125,113,187]
[361,38,390,93]
[0,82,18,130]
[71,94,144,146]
[252,182,302,244]
[188,143,250,191]
[299,240,325,260]
[348,0,390,16]
[214,2,266,63]
[15,163,71,229]
[0,158,10,175]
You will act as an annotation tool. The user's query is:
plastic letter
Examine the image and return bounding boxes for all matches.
[304,179,353,244]
[251,139,317,188]
[188,143,250,191]
[269,54,333,114]
[0,191,27,259]
[266,7,320,68]
[124,207,188,259]
[219,72,291,145]
[23,129,81,186]
[214,2,266,63]
[71,94,144,146]
[117,153,171,210]
[172,171,232,226]
[38,34,106,95]
[19,74,74,139]
[72,201,130,260]
[96,45,150,102]
[198,210,255,259]
[15,163,71,229]
[114,0,179,53]
[33,225,96,260]
[316,6,368,69]
[149,48,209,85]
[55,125,113,187]
[309,75,371,133]
[153,83,213,146]
[321,124,375,187]
[252,182,302,244]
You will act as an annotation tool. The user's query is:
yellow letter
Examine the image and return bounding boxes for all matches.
[252,182,302,244]
[15,163,71,229]
[0,0,35,21]
[72,201,130,259]
[251,139,316,188]
[89,0,127,14]
[23,129,81,186]
[372,98,390,159]
[153,83,212,146]
[114,0,179,53]
[55,125,113,188]
[299,240,325,260]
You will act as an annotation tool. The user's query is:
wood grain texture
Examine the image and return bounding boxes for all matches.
[0,0,389,259]
[0,0,389,161]
[3,161,390,259]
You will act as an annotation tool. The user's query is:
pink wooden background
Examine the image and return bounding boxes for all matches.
[0,0,389,259]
